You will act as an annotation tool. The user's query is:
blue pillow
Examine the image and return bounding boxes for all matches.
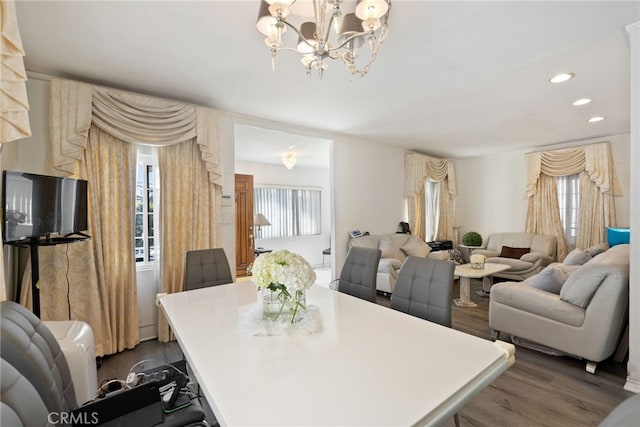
[607,228,630,247]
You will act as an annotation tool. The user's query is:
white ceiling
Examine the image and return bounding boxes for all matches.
[16,1,639,163]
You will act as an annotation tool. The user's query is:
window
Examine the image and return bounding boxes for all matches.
[424,179,440,242]
[557,173,580,247]
[136,148,159,264]
[254,187,321,239]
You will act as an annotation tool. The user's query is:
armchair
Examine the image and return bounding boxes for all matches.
[0,301,207,426]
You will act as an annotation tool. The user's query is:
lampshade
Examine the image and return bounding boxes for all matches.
[254,213,271,227]
[339,13,364,49]
[355,0,389,20]
[282,153,297,169]
[257,0,281,36]
[297,22,318,54]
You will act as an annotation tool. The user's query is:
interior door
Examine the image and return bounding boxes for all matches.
[235,174,254,277]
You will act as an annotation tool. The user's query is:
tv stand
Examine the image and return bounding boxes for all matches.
[8,234,91,317]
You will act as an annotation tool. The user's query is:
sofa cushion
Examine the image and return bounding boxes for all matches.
[560,265,611,308]
[563,248,592,266]
[491,282,585,327]
[401,238,432,258]
[499,246,530,259]
[529,263,579,294]
[487,257,532,270]
[378,258,402,275]
[379,237,404,260]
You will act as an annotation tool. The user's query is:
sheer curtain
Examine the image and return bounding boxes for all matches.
[557,173,580,250]
[425,179,439,241]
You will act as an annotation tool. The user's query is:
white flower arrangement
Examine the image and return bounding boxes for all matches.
[470,254,486,269]
[251,250,316,322]
[251,249,316,292]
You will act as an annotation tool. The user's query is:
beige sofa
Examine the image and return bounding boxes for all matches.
[471,232,557,280]
[349,234,449,293]
[489,244,629,373]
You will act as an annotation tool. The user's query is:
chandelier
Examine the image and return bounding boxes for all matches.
[256,0,391,78]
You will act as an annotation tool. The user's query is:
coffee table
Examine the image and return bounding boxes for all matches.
[453,262,510,307]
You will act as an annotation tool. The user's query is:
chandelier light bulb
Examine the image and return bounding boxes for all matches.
[355,0,389,20]
[282,153,297,169]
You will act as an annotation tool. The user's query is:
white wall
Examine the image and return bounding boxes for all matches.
[235,161,331,268]
[332,135,407,277]
[454,134,632,241]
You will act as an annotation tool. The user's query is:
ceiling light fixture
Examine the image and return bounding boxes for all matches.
[572,98,591,106]
[282,152,297,169]
[588,116,605,123]
[256,0,391,78]
[549,72,574,83]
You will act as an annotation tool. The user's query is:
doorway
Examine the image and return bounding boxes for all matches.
[235,173,254,277]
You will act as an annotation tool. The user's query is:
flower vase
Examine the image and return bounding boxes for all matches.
[262,287,306,323]
[471,262,485,270]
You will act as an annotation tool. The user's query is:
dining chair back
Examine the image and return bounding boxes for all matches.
[338,247,381,302]
[184,248,233,291]
[391,256,455,327]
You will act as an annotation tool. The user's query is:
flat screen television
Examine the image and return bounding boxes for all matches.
[2,171,88,243]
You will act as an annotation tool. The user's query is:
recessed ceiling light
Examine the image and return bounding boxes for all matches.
[549,73,574,83]
[588,116,605,123]
[572,98,591,106]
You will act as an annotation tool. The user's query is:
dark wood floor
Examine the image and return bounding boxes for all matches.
[98,279,632,426]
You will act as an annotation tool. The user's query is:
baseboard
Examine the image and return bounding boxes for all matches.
[624,377,640,393]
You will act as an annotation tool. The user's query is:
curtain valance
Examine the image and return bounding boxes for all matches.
[50,78,222,186]
[525,142,622,197]
[1,0,31,143]
[404,152,457,198]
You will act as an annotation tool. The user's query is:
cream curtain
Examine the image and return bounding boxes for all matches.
[525,142,621,260]
[525,173,568,261]
[1,0,31,143]
[81,127,139,353]
[404,152,456,241]
[50,79,222,185]
[157,140,221,342]
[1,0,31,301]
[41,78,222,353]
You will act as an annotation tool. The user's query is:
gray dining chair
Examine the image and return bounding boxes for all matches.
[338,247,381,302]
[390,256,455,327]
[390,256,459,426]
[184,248,233,291]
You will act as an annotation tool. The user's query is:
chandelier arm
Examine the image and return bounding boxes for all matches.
[326,30,374,52]
[277,17,318,52]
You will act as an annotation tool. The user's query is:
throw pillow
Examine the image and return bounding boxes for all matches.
[529,263,578,294]
[560,265,610,308]
[585,242,609,258]
[563,248,592,266]
[379,238,403,259]
[400,238,432,258]
[448,248,464,265]
[499,246,530,259]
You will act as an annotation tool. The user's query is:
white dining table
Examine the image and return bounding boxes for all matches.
[161,282,515,427]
